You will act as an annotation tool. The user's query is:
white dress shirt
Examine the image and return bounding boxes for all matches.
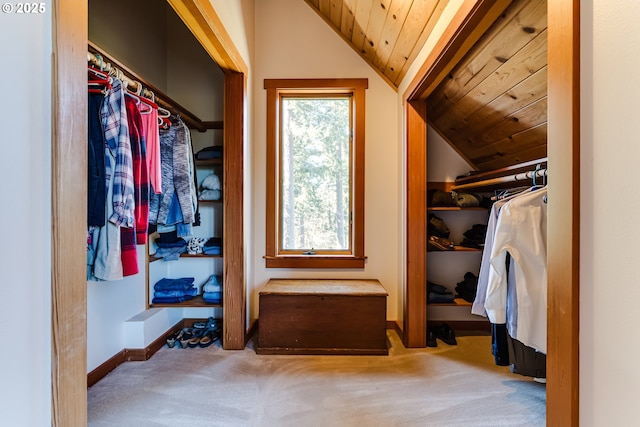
[485,187,548,353]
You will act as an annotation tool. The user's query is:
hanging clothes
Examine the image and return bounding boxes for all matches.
[148,117,197,238]
[139,103,162,195]
[484,186,548,354]
[88,77,135,281]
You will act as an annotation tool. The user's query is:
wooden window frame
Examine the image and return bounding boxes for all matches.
[264,78,368,268]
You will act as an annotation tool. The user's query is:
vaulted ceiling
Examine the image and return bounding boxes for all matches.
[306,0,548,173]
[304,0,450,88]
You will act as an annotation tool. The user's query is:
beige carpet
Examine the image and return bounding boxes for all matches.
[88,331,545,426]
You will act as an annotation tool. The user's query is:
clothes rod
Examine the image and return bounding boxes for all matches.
[451,168,547,191]
[87,42,222,132]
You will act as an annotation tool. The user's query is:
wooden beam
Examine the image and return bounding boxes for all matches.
[167,0,248,74]
[403,0,512,102]
[404,100,427,348]
[51,0,88,425]
[223,71,246,350]
[547,0,580,425]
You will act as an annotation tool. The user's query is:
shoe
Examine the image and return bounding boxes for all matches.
[198,326,221,348]
[178,329,194,348]
[193,316,216,329]
[435,323,457,345]
[167,328,187,348]
[427,326,437,347]
[188,328,206,348]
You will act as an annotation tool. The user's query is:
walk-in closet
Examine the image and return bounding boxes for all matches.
[404,0,578,425]
[85,0,245,383]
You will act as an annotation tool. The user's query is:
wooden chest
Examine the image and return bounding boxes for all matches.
[257,279,388,355]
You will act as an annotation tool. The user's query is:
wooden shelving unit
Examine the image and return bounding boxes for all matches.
[428,298,473,307]
[150,295,222,308]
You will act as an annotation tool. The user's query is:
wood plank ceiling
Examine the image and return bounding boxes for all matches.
[427,0,548,171]
[306,0,548,172]
[304,0,450,88]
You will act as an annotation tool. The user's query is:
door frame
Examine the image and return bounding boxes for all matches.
[52,1,247,425]
[403,1,580,426]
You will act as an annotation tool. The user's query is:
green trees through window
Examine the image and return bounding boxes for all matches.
[280,96,351,251]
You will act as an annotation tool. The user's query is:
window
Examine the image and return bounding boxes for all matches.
[264,79,367,268]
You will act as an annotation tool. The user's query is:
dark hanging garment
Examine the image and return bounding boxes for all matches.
[507,333,547,378]
[87,92,106,227]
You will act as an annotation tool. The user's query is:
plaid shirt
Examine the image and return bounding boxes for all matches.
[101,78,135,228]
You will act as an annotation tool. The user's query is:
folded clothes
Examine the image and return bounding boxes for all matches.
[154,245,187,261]
[202,291,222,303]
[203,237,222,255]
[151,296,193,304]
[428,292,455,304]
[202,274,223,293]
[154,277,195,291]
[156,239,187,249]
[199,189,221,201]
[201,173,221,190]
[154,288,198,298]
[196,146,223,160]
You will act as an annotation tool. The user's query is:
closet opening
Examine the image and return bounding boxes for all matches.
[403,1,579,426]
[52,1,247,425]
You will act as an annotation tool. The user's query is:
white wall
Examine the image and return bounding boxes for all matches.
[251,0,401,321]
[580,1,640,425]
[0,2,52,425]
[207,0,256,330]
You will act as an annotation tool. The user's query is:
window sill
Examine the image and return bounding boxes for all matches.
[264,255,366,269]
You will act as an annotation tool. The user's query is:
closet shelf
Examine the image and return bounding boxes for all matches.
[428,298,472,307]
[427,207,487,211]
[149,253,223,263]
[427,246,483,252]
[150,296,222,308]
[198,199,223,205]
[88,41,220,133]
[195,159,223,167]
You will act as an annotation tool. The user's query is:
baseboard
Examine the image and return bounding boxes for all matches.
[387,320,404,341]
[87,319,188,387]
[87,350,126,388]
[245,319,258,345]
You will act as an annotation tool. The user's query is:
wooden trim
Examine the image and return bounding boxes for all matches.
[87,350,125,388]
[167,0,248,74]
[404,100,427,348]
[245,319,258,346]
[52,1,88,426]
[87,321,185,387]
[404,0,513,102]
[547,1,580,425]
[125,322,183,361]
[387,320,404,342]
[223,71,246,350]
[264,79,367,268]
[265,256,366,269]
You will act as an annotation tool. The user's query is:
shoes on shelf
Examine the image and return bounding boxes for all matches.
[435,322,457,345]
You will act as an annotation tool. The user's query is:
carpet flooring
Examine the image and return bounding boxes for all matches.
[88,330,545,426]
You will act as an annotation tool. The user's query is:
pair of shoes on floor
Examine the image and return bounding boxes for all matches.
[166,321,221,348]
[426,322,457,347]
